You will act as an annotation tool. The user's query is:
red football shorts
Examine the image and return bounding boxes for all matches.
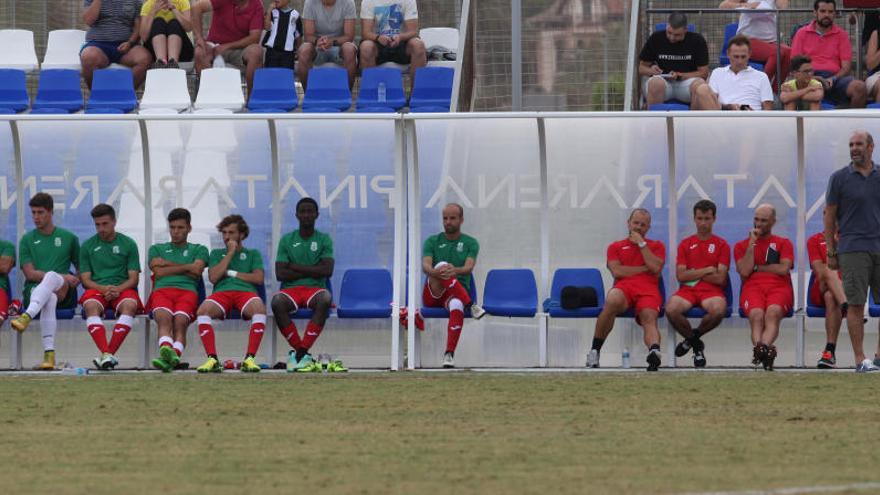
[205,290,261,318]
[422,278,472,309]
[740,282,793,315]
[147,287,199,321]
[79,288,144,315]
[278,286,328,311]
[614,278,663,315]
[673,283,725,307]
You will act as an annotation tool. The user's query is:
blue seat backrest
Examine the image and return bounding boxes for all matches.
[482,269,538,316]
[0,68,28,112]
[34,69,83,112]
[303,67,351,110]
[549,268,605,308]
[248,68,297,111]
[339,268,392,308]
[410,67,454,109]
[357,67,406,110]
[89,69,137,112]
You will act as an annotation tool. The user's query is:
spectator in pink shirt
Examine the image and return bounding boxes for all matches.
[191,0,263,93]
[791,0,866,108]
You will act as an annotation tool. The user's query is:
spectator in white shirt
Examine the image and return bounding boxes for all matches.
[720,0,791,89]
[709,35,775,110]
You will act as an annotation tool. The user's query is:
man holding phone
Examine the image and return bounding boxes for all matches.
[638,12,717,110]
[734,204,794,371]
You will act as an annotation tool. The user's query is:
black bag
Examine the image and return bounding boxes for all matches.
[561,286,598,309]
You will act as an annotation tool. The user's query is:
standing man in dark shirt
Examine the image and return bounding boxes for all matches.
[638,12,717,110]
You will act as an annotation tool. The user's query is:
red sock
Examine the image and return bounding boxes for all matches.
[247,315,266,356]
[300,321,324,350]
[87,317,108,353]
[107,316,133,354]
[446,309,464,353]
[197,316,217,356]
[280,322,301,350]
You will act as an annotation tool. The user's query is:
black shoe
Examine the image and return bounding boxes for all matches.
[762,345,777,371]
[646,349,661,372]
[151,59,167,70]
[167,59,179,69]
[693,349,707,368]
[674,339,692,357]
[752,344,766,367]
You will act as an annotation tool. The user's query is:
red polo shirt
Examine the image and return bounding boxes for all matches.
[791,21,852,74]
[207,0,263,45]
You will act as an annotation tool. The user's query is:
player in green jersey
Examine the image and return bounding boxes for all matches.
[79,204,143,370]
[11,193,81,370]
[194,215,268,373]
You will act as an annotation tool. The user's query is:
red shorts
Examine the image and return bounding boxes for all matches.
[204,290,261,318]
[147,287,199,321]
[740,282,793,314]
[0,288,7,320]
[422,278,472,309]
[613,278,663,315]
[278,286,328,311]
[79,289,144,315]
[673,283,725,307]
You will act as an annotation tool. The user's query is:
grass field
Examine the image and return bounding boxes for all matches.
[0,371,877,495]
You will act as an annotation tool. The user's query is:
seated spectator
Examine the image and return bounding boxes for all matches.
[261,0,302,70]
[792,0,866,108]
[638,12,717,110]
[781,55,823,110]
[708,35,774,110]
[191,0,263,92]
[80,0,153,89]
[359,0,427,81]
[719,0,791,90]
[139,0,194,69]
[298,0,358,89]
[864,14,880,102]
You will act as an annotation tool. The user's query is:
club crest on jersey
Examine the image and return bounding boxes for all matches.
[240,252,247,260]
[112,245,120,254]
[183,249,189,257]
[708,243,715,253]
[311,241,318,252]
[54,237,61,247]
[457,242,463,252]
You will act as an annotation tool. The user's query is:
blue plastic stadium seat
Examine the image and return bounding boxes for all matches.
[621,277,665,318]
[421,275,478,318]
[805,272,826,318]
[654,23,695,33]
[409,67,453,112]
[228,285,267,320]
[357,67,407,112]
[543,268,605,318]
[30,107,70,114]
[87,69,137,113]
[720,23,765,71]
[337,269,393,318]
[867,102,880,109]
[649,101,689,111]
[85,107,125,114]
[410,105,450,113]
[482,269,538,317]
[356,106,397,113]
[248,68,298,112]
[32,69,83,113]
[684,278,733,318]
[302,67,351,112]
[820,100,836,110]
[0,68,29,113]
[869,290,880,317]
[288,279,333,319]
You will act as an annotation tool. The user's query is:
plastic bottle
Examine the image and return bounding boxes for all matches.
[61,365,89,376]
[377,82,386,103]
[621,348,631,369]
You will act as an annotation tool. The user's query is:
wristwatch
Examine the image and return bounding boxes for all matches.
[637,241,647,249]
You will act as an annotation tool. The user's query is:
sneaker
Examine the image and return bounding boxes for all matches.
[11,313,31,333]
[442,351,455,368]
[586,349,600,368]
[470,304,487,320]
[240,356,261,373]
[817,351,836,369]
[646,349,661,372]
[166,59,179,69]
[197,356,222,373]
[326,359,348,372]
[93,353,117,370]
[151,357,172,373]
[160,346,180,369]
[762,345,777,371]
[286,350,299,373]
[151,60,167,70]
[38,350,55,370]
[295,354,322,373]
[856,359,879,373]
[693,349,707,368]
[674,339,692,357]
[752,344,766,368]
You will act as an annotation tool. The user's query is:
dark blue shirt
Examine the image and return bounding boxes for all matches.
[826,163,880,253]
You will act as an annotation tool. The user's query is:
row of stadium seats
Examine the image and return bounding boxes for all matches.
[0,66,454,114]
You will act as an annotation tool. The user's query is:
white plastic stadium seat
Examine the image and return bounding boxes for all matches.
[139,68,191,111]
[194,68,244,111]
[420,27,458,69]
[42,30,87,70]
[0,30,39,71]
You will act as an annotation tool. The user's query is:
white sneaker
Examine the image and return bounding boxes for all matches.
[442,352,455,368]
[470,304,487,320]
[586,349,600,368]
[855,358,879,373]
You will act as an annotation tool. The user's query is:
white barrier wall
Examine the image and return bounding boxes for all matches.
[0,113,877,370]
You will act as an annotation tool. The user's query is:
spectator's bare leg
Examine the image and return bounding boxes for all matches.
[784,101,797,111]
[747,309,765,346]
[664,295,694,339]
[152,34,169,63]
[120,45,152,89]
[342,42,358,89]
[243,43,263,96]
[847,303,867,363]
[406,37,427,80]
[690,80,720,110]
[823,290,842,348]
[593,288,627,340]
[359,40,379,70]
[639,309,660,348]
[761,305,784,345]
[80,46,110,89]
[194,42,213,75]
[645,76,667,107]
[167,34,183,62]
[297,42,315,90]
[848,80,867,108]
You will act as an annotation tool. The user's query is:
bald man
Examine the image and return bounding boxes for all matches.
[734,204,794,371]
[586,208,666,371]
[421,203,486,369]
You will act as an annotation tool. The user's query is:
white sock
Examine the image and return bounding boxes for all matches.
[173,341,185,355]
[117,314,134,328]
[41,293,57,351]
[26,271,64,318]
[158,335,173,350]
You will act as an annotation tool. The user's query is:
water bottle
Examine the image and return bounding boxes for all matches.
[377,82,386,103]
[61,365,89,376]
[621,348,631,369]
[320,353,330,371]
